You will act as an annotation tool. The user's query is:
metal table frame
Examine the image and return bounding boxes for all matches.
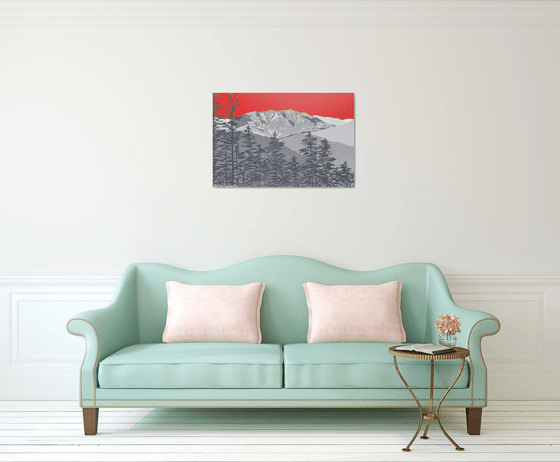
[388,346,470,452]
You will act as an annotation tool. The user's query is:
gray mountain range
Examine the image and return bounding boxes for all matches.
[249,132,355,171]
[215,109,355,170]
[312,121,355,147]
[232,109,352,139]
[282,133,355,171]
[251,133,305,164]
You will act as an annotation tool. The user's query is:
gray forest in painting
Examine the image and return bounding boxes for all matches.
[213,94,355,188]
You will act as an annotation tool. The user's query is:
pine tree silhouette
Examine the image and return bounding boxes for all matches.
[267,132,287,187]
[317,138,336,187]
[255,144,266,187]
[242,125,257,186]
[212,94,230,186]
[226,93,240,186]
[335,160,355,187]
[288,155,301,187]
[299,131,319,187]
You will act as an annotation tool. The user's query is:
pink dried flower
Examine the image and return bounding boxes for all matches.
[434,314,461,335]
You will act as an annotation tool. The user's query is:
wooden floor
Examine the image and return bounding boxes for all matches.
[1,401,559,461]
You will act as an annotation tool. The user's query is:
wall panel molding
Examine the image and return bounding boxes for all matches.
[0,277,116,399]
[0,272,559,400]
[1,0,559,27]
[0,275,120,286]
[451,292,546,364]
[445,273,560,286]
[447,275,560,400]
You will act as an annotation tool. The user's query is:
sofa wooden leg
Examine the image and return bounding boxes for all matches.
[83,408,99,435]
[466,407,482,435]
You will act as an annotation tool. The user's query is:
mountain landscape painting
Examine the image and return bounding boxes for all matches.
[213,93,355,188]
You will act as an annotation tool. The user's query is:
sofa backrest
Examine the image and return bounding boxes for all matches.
[134,256,434,345]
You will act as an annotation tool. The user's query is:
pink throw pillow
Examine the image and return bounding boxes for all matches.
[163,282,265,343]
[304,281,405,343]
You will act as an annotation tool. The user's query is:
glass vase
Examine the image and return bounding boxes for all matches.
[438,332,457,348]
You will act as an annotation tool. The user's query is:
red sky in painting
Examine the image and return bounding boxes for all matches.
[214,93,354,119]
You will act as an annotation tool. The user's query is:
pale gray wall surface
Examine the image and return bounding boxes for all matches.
[1,9,559,276]
[1,0,560,402]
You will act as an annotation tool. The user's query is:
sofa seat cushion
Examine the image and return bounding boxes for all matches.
[283,343,469,389]
[98,343,283,389]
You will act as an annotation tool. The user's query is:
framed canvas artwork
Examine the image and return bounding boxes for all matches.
[213,93,354,188]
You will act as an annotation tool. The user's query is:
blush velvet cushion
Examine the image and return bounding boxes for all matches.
[162,282,265,343]
[304,281,405,343]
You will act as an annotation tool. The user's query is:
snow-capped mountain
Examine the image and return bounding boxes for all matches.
[313,115,353,127]
[228,109,351,139]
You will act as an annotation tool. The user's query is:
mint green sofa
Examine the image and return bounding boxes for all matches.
[67,256,500,435]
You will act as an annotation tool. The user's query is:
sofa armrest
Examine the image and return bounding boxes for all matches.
[67,264,139,405]
[427,264,500,405]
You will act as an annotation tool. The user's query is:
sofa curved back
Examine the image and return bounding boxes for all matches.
[131,256,443,345]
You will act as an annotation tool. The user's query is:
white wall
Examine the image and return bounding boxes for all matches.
[1,0,559,400]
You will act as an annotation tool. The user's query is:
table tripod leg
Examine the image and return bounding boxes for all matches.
[421,420,431,439]
[404,416,424,452]
[393,357,424,451]
[435,358,466,451]
[421,359,435,439]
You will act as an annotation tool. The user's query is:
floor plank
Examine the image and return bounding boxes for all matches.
[2,453,560,462]
[2,414,559,423]
[2,443,560,453]
[1,401,559,462]
[0,436,557,445]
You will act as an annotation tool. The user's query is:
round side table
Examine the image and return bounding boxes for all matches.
[388,345,470,452]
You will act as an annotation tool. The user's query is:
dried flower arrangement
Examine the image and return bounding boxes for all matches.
[435,314,461,335]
